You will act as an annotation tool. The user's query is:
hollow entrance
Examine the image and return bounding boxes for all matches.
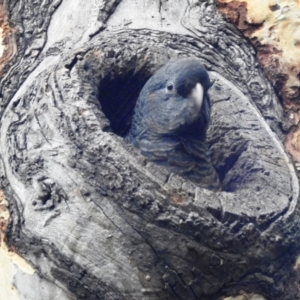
[98,68,152,137]
[94,51,249,192]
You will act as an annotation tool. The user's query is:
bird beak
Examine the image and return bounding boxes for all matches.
[189,83,204,111]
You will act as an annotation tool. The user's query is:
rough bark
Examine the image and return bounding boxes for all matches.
[2,0,300,299]
[217,0,300,107]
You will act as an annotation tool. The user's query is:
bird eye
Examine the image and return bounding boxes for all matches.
[166,82,174,92]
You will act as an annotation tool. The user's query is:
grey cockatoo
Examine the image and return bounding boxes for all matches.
[126,57,220,191]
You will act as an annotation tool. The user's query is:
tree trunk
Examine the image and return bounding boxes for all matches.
[2,0,300,299]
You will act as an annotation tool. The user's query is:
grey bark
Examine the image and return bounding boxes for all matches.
[3,0,300,299]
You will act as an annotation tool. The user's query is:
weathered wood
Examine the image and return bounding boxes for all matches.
[2,0,300,299]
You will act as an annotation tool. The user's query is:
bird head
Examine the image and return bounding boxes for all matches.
[132,57,211,139]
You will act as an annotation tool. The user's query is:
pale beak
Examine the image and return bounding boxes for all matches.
[190,83,204,111]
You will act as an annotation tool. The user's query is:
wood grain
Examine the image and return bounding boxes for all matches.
[1,0,299,299]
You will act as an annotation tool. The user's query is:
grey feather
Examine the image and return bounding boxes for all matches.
[126,57,221,191]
